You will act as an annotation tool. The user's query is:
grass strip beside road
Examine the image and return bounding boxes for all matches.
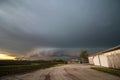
[91,67,120,77]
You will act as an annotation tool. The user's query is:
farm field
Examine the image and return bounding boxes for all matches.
[0,60,65,77]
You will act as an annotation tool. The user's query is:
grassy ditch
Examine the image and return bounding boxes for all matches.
[91,67,120,77]
[0,60,65,77]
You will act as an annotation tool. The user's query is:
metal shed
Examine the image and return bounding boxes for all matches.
[88,45,120,69]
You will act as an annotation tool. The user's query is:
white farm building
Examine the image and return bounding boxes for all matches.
[88,45,120,69]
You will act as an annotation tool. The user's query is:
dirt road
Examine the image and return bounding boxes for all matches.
[1,64,120,80]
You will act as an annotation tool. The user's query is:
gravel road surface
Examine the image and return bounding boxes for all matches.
[1,64,120,80]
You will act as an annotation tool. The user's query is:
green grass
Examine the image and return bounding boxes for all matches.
[91,67,120,77]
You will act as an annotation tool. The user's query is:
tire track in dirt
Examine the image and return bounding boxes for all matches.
[64,68,81,80]
[44,72,51,80]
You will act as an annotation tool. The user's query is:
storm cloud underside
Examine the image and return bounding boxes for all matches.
[0,0,120,54]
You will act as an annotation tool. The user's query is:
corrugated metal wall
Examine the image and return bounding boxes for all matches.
[99,55,109,67]
[89,49,120,69]
[107,54,120,69]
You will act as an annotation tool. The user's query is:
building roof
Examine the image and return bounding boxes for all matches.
[89,45,120,57]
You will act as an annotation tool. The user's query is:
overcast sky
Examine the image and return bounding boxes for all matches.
[0,0,120,54]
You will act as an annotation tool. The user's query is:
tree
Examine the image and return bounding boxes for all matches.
[80,50,88,63]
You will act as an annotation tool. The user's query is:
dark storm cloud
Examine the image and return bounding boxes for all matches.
[0,0,120,54]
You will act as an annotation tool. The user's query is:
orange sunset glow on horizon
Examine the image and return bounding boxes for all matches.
[0,54,16,60]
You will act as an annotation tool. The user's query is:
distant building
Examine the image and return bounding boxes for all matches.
[88,45,120,69]
[67,59,80,64]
